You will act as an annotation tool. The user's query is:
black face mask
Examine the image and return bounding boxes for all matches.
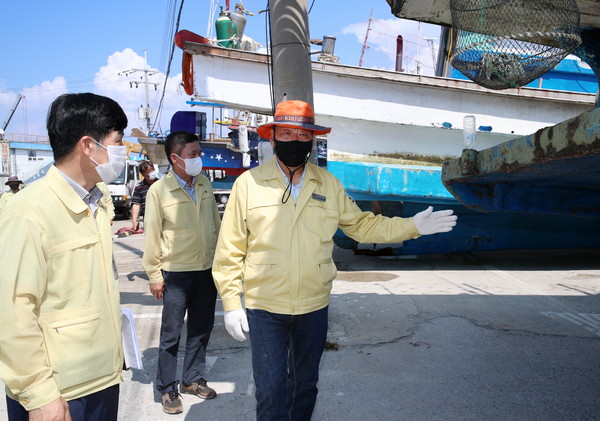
[9,184,19,192]
[273,137,313,204]
[273,139,313,168]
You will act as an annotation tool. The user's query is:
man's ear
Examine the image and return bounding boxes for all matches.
[79,136,95,158]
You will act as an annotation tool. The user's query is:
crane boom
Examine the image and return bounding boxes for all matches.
[2,94,25,132]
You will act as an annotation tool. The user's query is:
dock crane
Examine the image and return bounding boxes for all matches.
[1,94,25,177]
[0,94,25,140]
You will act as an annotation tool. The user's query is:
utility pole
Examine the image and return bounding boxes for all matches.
[359,9,374,67]
[119,52,159,135]
[270,0,313,105]
[269,0,318,164]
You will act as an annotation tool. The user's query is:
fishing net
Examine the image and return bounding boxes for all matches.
[450,0,582,90]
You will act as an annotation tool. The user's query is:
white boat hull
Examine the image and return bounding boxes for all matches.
[186,44,596,160]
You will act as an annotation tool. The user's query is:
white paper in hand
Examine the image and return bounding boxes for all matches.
[121,308,143,370]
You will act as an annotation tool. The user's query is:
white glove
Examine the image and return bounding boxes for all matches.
[413,206,457,235]
[224,309,250,341]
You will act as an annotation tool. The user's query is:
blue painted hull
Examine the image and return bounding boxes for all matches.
[328,161,600,254]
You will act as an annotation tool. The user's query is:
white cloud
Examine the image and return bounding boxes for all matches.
[2,49,201,140]
[93,48,192,136]
[1,77,68,136]
[342,18,441,74]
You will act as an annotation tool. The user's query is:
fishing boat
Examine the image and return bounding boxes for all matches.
[167,2,600,255]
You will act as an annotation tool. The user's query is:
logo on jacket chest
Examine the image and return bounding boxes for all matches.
[311,193,326,202]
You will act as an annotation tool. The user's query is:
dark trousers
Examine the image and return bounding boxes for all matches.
[156,269,217,394]
[6,384,119,421]
[247,307,329,421]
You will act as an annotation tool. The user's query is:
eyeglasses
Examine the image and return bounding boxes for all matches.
[275,127,314,141]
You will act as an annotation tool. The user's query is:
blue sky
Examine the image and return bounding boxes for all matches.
[0,0,441,137]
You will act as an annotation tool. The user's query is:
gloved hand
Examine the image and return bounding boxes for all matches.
[413,206,457,235]
[224,309,250,341]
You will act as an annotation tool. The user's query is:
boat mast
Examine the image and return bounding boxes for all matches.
[359,9,374,67]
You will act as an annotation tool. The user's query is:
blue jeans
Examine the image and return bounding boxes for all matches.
[247,306,328,421]
[6,384,119,421]
[156,269,217,393]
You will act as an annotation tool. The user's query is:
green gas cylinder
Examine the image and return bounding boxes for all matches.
[215,9,238,48]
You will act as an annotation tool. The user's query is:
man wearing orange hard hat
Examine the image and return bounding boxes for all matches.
[212,100,458,420]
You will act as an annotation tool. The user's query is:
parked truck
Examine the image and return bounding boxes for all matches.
[106,159,142,218]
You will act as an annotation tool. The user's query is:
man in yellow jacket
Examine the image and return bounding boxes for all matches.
[212,100,458,421]
[142,131,221,415]
[0,175,23,214]
[0,93,128,421]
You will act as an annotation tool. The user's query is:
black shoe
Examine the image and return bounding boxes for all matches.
[161,390,184,414]
[181,378,217,399]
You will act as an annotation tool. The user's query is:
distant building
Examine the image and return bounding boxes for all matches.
[0,133,53,193]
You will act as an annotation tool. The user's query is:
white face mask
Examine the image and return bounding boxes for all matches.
[89,139,128,184]
[177,155,203,177]
[147,170,158,180]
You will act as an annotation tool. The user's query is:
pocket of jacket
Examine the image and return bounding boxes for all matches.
[40,305,116,390]
[304,202,339,239]
[243,251,288,297]
[50,235,99,256]
[162,229,198,263]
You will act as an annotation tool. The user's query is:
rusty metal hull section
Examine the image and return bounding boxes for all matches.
[442,107,600,216]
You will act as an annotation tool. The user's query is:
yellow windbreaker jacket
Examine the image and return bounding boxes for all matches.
[0,190,16,214]
[212,157,422,315]
[0,166,123,410]
[142,171,221,283]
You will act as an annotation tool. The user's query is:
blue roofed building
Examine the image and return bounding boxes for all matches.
[0,134,53,193]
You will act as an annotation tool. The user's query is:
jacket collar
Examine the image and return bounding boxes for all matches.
[164,170,204,192]
[257,156,321,185]
[46,165,91,215]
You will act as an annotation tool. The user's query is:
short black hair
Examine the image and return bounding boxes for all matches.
[164,131,200,165]
[46,93,128,162]
[139,160,154,175]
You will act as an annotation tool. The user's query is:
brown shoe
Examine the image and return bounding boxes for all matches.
[161,390,184,414]
[181,378,217,399]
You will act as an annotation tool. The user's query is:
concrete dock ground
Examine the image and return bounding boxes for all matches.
[2,218,600,420]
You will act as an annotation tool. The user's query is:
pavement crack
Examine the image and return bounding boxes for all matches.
[423,314,600,340]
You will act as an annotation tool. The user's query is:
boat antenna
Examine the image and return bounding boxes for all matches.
[416,22,421,74]
[359,9,374,67]
[207,0,219,38]
[265,5,276,116]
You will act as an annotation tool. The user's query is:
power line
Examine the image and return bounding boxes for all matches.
[150,0,185,135]
[160,0,178,73]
